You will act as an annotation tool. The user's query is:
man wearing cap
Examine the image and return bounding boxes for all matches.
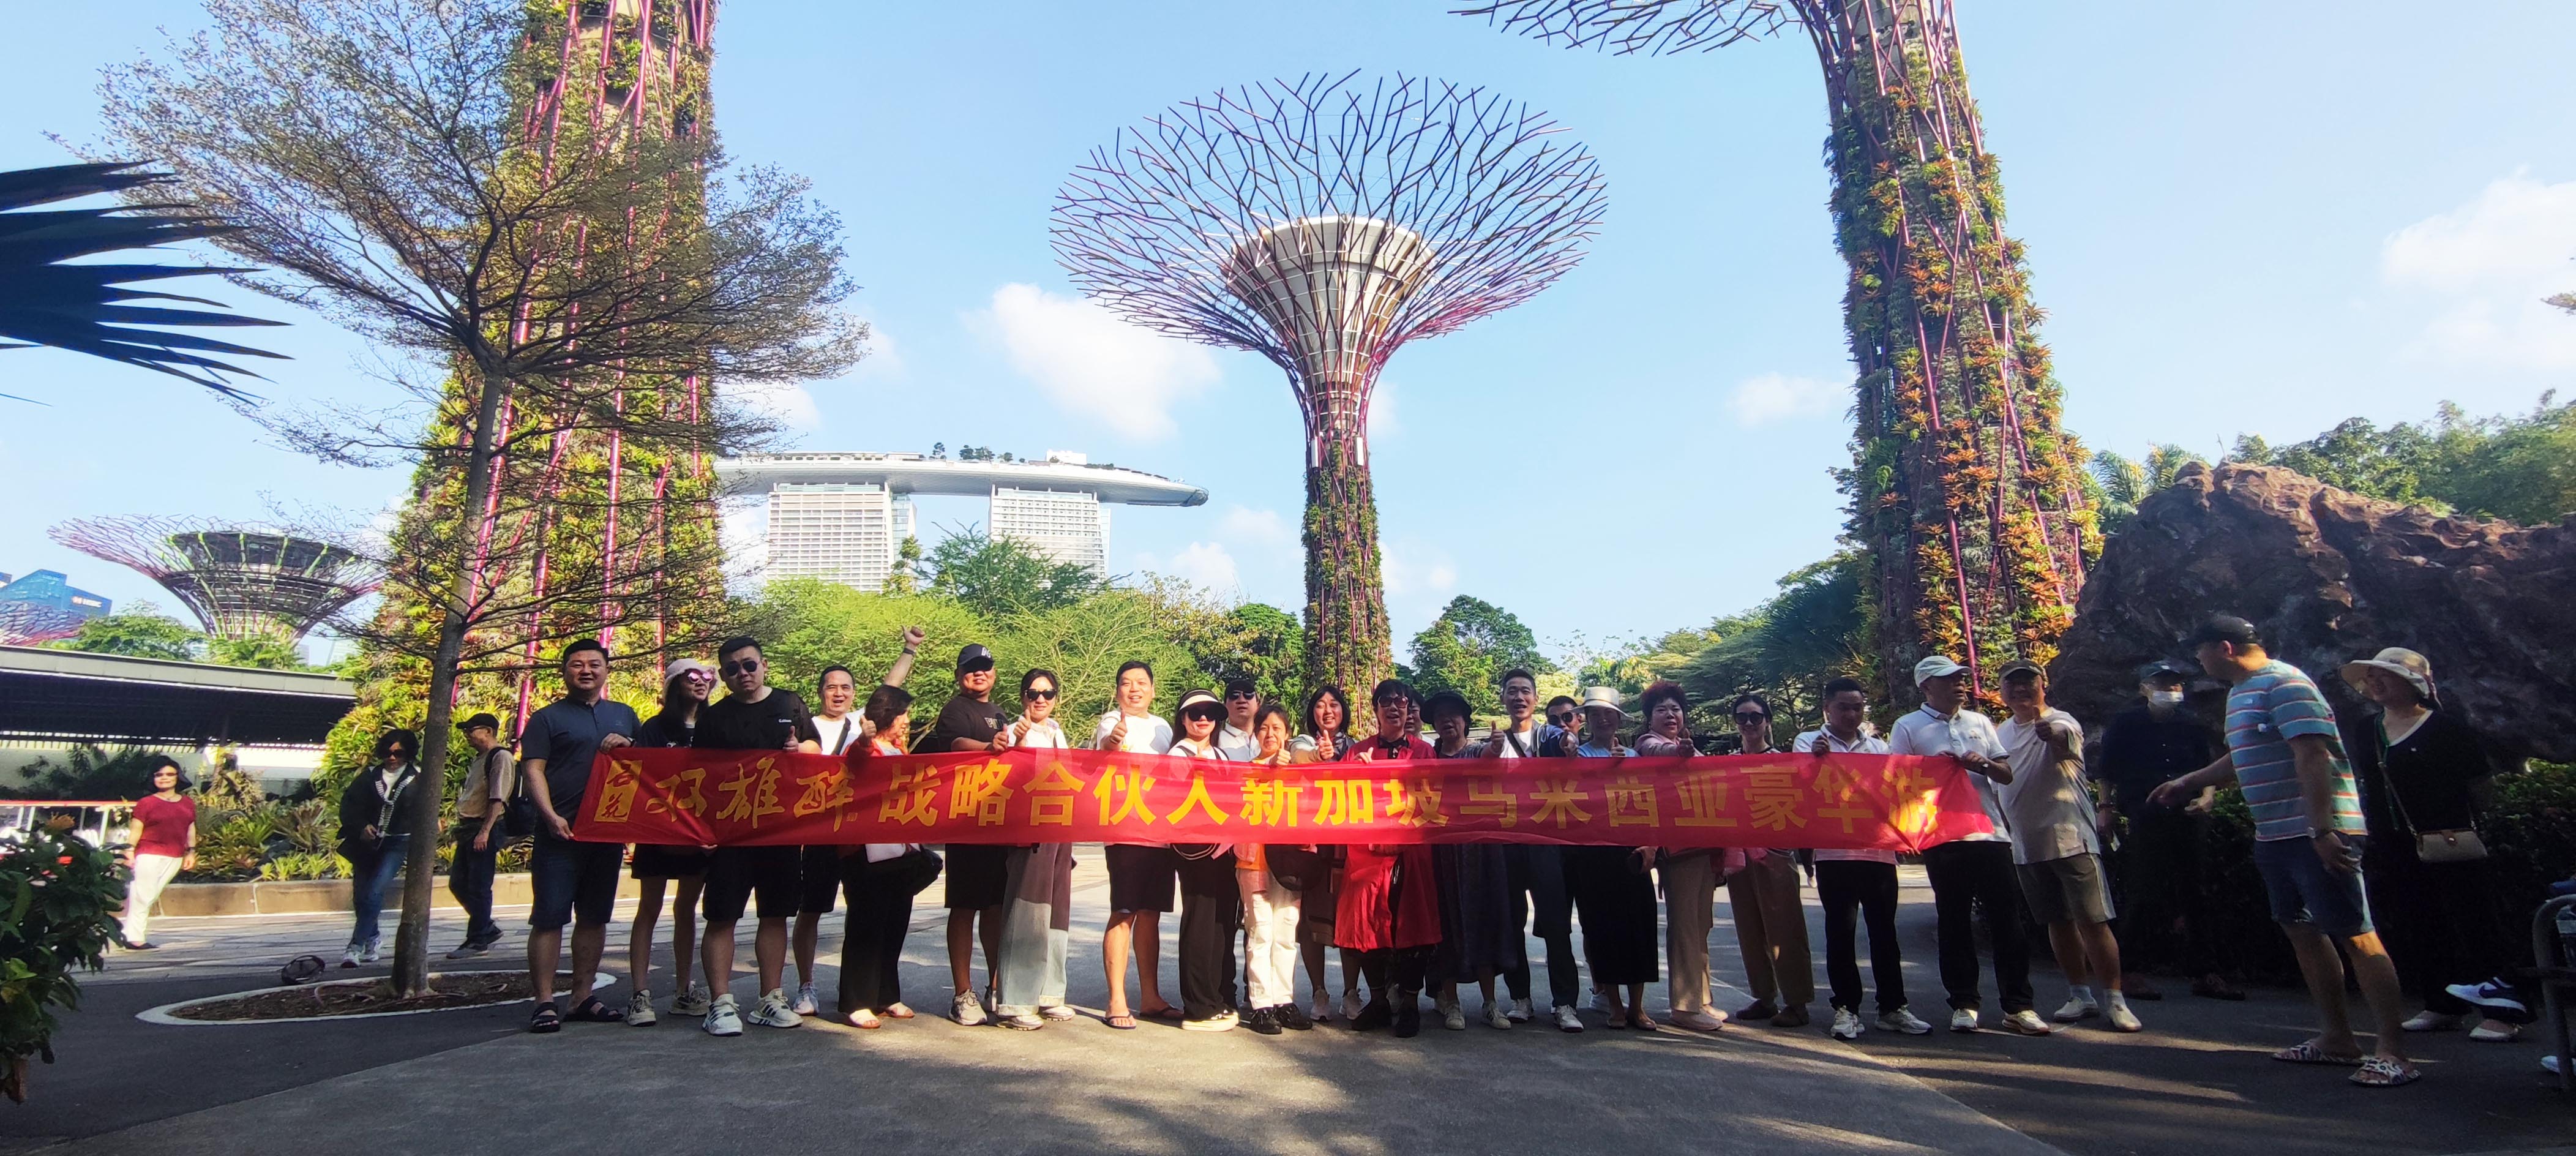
[1888,655,2031,1034]
[917,642,1017,1026]
[2095,661,2239,1001]
[1996,662,2141,1033]
[2151,616,2417,1086]
[446,711,515,959]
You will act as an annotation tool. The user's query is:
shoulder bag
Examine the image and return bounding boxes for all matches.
[2381,719,2487,863]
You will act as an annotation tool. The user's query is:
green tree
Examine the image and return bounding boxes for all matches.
[2221,399,2576,525]
[206,635,309,670]
[884,535,923,595]
[924,527,1103,618]
[2089,443,2205,533]
[735,579,991,701]
[1407,595,1552,717]
[45,602,202,661]
[1190,602,1308,707]
[1680,554,1872,735]
[997,589,1201,727]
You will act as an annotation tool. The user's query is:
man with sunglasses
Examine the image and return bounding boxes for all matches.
[1483,669,1582,1029]
[1215,679,1261,760]
[692,636,822,1035]
[1726,693,1816,1027]
[917,643,1017,1025]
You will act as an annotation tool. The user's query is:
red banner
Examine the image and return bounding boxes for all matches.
[572,746,1993,851]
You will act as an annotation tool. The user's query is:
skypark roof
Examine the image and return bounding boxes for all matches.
[717,452,1207,506]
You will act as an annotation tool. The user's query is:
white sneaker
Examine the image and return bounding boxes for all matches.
[626,989,657,1027]
[749,988,802,1029]
[1950,1008,1980,1033]
[1041,1004,1078,1022]
[2002,1009,2053,1035]
[1591,988,1615,1014]
[2468,1020,2519,1042]
[1554,1005,1585,1034]
[1311,995,1334,1023]
[952,989,987,1026]
[360,938,381,964]
[1485,1002,1513,1030]
[1439,999,1466,1030]
[2400,1009,2465,1032]
[703,994,743,1036]
[1878,1008,1933,1035]
[2105,1000,2143,1034]
[2544,1054,2562,1076]
[2051,996,2099,1023]
[982,983,998,1016]
[1507,997,1534,1023]
[792,982,820,1016]
[672,985,712,1017]
[1830,1008,1865,1040]
[339,945,361,969]
[1340,991,1365,1022]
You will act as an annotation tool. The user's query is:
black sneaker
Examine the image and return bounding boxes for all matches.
[1275,1002,1314,1031]
[1351,999,1394,1032]
[1393,996,1422,1038]
[1247,1007,1283,1035]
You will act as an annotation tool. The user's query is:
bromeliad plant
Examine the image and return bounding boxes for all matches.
[0,816,125,1104]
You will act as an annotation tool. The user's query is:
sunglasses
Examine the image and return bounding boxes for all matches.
[1185,708,1224,722]
[1025,687,1057,700]
[1548,712,1575,726]
[1733,711,1767,724]
[1225,691,1256,701]
[721,658,760,675]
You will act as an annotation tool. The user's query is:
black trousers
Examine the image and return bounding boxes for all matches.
[446,824,500,945]
[2113,808,2218,977]
[1817,860,1905,1013]
[1175,851,1241,1020]
[1503,844,1579,1008]
[2370,853,2512,1013]
[839,853,932,1014]
[1922,840,2033,1013]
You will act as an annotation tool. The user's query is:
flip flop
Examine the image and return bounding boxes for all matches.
[1142,1005,1185,1021]
[2349,1057,2421,1087]
[885,1003,916,1019]
[2272,1041,2364,1065]
[1628,1014,1658,1032]
[847,1010,882,1029]
[1106,1013,1139,1030]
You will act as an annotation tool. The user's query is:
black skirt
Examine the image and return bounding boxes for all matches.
[1432,844,1526,983]
[1105,844,1179,914]
[943,844,1011,910]
[1564,845,1658,985]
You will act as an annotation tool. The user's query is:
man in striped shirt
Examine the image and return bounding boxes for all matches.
[2151,615,2417,1087]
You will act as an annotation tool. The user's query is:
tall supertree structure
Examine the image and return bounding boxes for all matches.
[1054,72,1606,692]
[384,0,725,721]
[0,604,87,648]
[1466,1,2095,699]
[51,517,381,644]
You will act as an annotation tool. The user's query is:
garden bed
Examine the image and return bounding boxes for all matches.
[144,970,598,1023]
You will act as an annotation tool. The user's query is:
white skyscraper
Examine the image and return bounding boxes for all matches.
[721,450,1202,592]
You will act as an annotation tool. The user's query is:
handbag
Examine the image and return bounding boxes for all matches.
[502,757,542,841]
[1265,845,1324,891]
[2380,719,2487,864]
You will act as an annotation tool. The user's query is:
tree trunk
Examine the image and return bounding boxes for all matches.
[1301,438,1391,696]
[389,355,512,997]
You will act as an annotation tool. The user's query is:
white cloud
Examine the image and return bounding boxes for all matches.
[2381,173,2576,372]
[1368,378,1401,443]
[1380,540,1456,598]
[719,497,769,592]
[1135,541,1242,598]
[975,283,1222,439]
[734,380,820,433]
[1218,505,1292,547]
[854,315,905,379]
[1724,372,1843,427]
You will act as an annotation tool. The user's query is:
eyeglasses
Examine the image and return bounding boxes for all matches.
[721,658,760,675]
[1733,712,1767,724]
[1025,688,1057,700]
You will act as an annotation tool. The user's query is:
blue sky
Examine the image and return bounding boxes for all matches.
[6,1,2572,664]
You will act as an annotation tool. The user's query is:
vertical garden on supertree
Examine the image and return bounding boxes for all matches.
[1053,72,1606,692]
[1466,1,2095,700]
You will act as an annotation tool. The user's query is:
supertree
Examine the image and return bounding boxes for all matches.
[1462,1,2095,700]
[0,604,88,648]
[1054,72,1606,692]
[50,516,381,644]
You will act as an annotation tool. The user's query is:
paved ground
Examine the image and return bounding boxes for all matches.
[6,859,2569,1155]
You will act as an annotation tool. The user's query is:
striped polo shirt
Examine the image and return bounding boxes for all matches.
[2225,659,2362,841]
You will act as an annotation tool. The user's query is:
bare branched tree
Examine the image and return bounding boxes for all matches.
[93,0,863,994]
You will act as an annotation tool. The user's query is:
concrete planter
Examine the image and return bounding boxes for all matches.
[143,873,642,918]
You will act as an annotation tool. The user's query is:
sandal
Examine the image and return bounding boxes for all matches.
[1141,1004,1185,1021]
[885,1003,916,1019]
[1106,1013,1139,1030]
[1628,1013,1658,1031]
[567,996,624,1023]
[528,1003,563,1034]
[2272,1041,2364,1065]
[2349,1057,2421,1087]
[847,1009,882,1029]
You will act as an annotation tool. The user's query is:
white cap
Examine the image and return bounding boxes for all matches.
[1912,655,1967,685]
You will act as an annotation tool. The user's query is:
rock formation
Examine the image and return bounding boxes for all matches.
[2050,462,2576,762]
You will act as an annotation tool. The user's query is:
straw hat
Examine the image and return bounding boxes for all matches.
[1577,686,1626,720]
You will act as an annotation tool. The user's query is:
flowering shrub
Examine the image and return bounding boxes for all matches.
[0,816,125,1102]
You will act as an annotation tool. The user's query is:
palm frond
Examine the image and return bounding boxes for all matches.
[0,162,285,399]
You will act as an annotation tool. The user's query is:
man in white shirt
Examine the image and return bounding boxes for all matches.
[1216,680,1260,761]
[1798,677,1930,1039]
[1887,655,2035,1034]
[1997,662,2141,1033]
[1481,667,1581,1029]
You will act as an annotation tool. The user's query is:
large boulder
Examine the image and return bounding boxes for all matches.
[2049,462,2576,761]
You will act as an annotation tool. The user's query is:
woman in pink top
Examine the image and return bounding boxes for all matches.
[120,756,197,950]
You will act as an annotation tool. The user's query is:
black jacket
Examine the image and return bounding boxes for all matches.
[338,762,422,857]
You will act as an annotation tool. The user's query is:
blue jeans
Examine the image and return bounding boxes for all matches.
[350,834,409,947]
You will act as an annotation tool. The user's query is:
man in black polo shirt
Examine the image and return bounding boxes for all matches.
[693,635,821,1035]
[2095,660,2242,1001]
[919,642,1015,1024]
[520,639,642,1034]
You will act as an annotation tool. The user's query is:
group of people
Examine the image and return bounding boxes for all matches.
[297,612,2540,1090]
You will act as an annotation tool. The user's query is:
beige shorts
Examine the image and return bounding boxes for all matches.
[2016,852,2115,925]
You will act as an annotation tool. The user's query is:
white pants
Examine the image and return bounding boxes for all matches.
[123,852,184,945]
[1237,868,1300,1009]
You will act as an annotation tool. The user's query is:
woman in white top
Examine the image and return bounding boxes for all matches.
[792,664,872,1017]
[1164,689,1242,1031]
[837,686,940,1029]
[1799,676,1938,1039]
[993,669,1077,1029]
[1096,661,1180,1029]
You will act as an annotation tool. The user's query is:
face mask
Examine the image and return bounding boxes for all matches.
[2149,690,2184,707]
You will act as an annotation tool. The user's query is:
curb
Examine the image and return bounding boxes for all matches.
[135,970,620,1026]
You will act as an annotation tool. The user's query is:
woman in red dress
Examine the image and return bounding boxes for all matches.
[1336,679,1441,1037]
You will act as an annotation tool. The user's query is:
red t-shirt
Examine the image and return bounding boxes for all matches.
[133,795,197,858]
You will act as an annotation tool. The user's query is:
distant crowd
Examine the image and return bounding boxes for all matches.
[119,613,2563,1089]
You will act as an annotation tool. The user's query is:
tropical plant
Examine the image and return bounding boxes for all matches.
[2224,398,2576,525]
[0,162,282,401]
[5,746,164,802]
[256,851,346,881]
[1408,595,1552,718]
[184,808,279,880]
[40,603,203,662]
[923,526,1105,618]
[1679,553,1874,735]
[0,816,125,1102]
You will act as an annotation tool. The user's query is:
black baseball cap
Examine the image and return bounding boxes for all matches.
[2185,615,2262,649]
[956,644,995,673]
[2136,660,2193,683]
[1998,661,2044,681]
[460,712,502,734]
